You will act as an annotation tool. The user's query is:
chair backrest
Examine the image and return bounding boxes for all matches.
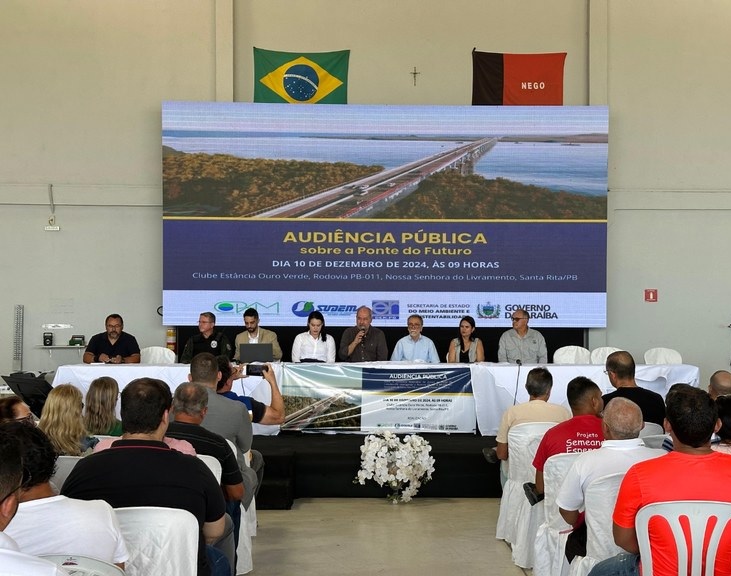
[636,500,731,576]
[140,346,176,364]
[644,347,683,365]
[553,345,591,365]
[197,454,223,482]
[641,434,670,450]
[583,473,625,561]
[639,422,665,437]
[50,455,83,490]
[506,422,557,483]
[542,452,581,529]
[115,506,198,576]
[41,554,126,575]
[590,347,623,365]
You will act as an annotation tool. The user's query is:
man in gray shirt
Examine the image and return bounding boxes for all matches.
[498,308,547,364]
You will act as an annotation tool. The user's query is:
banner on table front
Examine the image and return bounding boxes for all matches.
[276,363,475,433]
[472,50,566,105]
[254,47,349,104]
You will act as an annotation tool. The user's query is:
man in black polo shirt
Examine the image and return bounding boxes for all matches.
[62,378,229,576]
[83,314,141,364]
[180,312,233,363]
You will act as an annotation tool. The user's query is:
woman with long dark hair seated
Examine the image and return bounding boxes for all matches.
[447,315,485,363]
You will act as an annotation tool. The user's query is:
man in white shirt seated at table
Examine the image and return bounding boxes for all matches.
[0,427,70,576]
[4,421,128,569]
[390,315,440,363]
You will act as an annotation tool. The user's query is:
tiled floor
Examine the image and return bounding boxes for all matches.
[250,498,527,576]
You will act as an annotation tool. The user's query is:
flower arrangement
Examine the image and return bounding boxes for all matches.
[354,431,435,503]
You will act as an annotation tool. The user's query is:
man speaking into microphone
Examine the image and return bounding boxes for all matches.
[339,306,389,362]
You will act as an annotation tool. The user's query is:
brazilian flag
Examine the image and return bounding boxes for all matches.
[254,47,349,104]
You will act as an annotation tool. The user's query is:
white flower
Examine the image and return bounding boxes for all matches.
[354,432,435,503]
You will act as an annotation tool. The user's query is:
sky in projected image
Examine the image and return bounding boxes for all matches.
[162,102,608,328]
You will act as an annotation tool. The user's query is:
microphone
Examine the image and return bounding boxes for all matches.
[513,359,522,405]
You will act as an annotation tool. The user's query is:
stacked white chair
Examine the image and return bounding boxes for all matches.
[533,452,581,576]
[643,347,682,365]
[553,346,591,365]
[638,422,664,437]
[197,454,223,483]
[496,422,556,549]
[226,438,256,574]
[140,346,176,364]
[568,473,625,576]
[50,455,83,490]
[589,347,623,365]
[115,506,198,576]
[636,501,731,576]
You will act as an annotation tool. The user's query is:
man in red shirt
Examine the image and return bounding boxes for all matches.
[588,384,731,576]
[524,376,604,504]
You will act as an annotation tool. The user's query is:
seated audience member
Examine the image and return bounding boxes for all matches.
[497,308,547,364]
[0,396,35,424]
[0,427,70,575]
[524,376,604,505]
[181,312,233,364]
[556,398,663,562]
[339,306,389,362]
[39,384,97,456]
[233,308,282,362]
[587,386,731,576]
[602,351,664,426]
[447,315,485,363]
[216,356,286,426]
[191,353,259,508]
[84,376,122,436]
[83,314,140,364]
[709,369,731,397]
[3,422,128,568]
[484,367,571,464]
[169,383,245,550]
[62,377,230,576]
[712,395,731,454]
[391,314,440,363]
[291,311,336,363]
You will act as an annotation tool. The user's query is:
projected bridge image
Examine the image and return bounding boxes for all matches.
[254,137,497,219]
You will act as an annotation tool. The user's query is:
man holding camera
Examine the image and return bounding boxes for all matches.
[338,306,388,362]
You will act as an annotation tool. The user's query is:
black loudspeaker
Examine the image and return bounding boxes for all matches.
[43,332,53,346]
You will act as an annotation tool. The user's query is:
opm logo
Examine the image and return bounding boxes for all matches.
[476,303,501,319]
[214,301,280,315]
[372,300,399,320]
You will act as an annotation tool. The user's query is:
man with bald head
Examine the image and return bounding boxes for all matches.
[556,397,664,561]
[709,370,731,398]
[603,351,665,427]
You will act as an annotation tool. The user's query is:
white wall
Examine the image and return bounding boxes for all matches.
[1,0,730,381]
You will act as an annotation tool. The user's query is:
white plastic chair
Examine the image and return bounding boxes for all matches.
[496,422,556,546]
[644,347,683,365]
[115,506,198,576]
[140,346,176,364]
[639,422,664,437]
[50,455,83,490]
[533,452,581,576]
[590,347,623,365]
[636,500,731,576]
[41,554,125,575]
[553,346,591,365]
[568,473,625,576]
[641,434,670,449]
[197,454,223,482]
[226,438,255,575]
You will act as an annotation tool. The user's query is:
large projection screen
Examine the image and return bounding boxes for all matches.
[162,103,607,328]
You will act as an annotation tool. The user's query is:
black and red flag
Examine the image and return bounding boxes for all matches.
[472,50,567,105]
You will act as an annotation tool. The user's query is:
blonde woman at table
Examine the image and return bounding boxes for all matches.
[39,384,98,456]
[291,310,336,363]
[447,316,485,363]
[84,376,123,437]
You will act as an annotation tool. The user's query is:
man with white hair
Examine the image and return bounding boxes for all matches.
[556,397,663,561]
